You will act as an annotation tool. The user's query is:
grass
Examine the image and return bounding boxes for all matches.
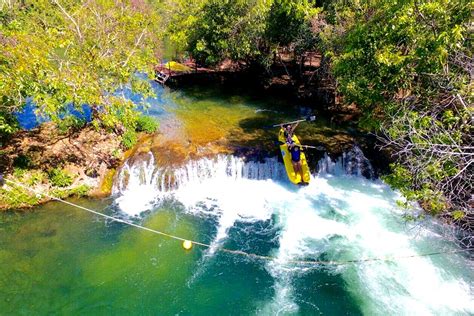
[0,168,91,210]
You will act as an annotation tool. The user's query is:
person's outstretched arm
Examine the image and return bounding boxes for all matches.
[291,122,299,133]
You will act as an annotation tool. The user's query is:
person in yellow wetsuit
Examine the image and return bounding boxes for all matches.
[283,123,306,184]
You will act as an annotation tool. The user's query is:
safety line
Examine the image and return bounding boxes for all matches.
[4,178,473,266]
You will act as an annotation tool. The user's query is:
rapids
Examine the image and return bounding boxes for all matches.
[1,82,472,315]
[110,148,474,315]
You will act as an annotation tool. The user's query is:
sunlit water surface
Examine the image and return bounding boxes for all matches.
[1,83,473,315]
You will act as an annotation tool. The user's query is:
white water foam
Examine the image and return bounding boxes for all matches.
[113,154,286,216]
[317,145,374,178]
[112,148,473,314]
[261,176,473,315]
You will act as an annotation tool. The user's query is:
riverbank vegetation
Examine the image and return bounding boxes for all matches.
[163,0,472,241]
[320,0,472,241]
[0,121,122,209]
[0,0,472,241]
[0,0,161,208]
[0,0,161,144]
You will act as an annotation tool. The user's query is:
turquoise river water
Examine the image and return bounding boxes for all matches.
[1,82,473,315]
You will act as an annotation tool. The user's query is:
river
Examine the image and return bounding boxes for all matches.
[1,81,473,315]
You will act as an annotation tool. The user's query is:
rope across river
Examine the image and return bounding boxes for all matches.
[4,178,473,266]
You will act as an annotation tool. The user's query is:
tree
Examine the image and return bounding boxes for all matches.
[266,0,320,75]
[319,0,473,240]
[160,0,207,60]
[164,0,319,69]
[0,0,162,139]
[266,0,318,48]
[187,0,271,66]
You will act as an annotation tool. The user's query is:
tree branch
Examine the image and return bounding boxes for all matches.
[52,0,83,41]
[122,27,147,67]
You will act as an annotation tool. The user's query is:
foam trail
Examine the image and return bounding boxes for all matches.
[262,176,473,314]
[112,148,474,314]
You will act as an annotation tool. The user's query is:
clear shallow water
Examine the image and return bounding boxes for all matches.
[2,83,473,315]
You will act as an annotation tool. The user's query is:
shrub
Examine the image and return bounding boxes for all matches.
[27,170,46,185]
[48,168,73,187]
[0,185,40,208]
[13,167,27,179]
[121,130,137,149]
[136,115,159,133]
[69,184,91,197]
[51,185,90,199]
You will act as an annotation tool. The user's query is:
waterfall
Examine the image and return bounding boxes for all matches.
[112,146,376,216]
[115,146,374,195]
[112,153,290,216]
[108,145,473,315]
[113,153,287,194]
[317,145,374,178]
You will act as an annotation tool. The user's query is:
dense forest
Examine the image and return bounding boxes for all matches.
[0,0,472,239]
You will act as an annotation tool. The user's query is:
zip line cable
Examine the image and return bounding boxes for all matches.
[4,178,473,266]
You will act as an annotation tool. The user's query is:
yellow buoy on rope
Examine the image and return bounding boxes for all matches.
[182,240,193,250]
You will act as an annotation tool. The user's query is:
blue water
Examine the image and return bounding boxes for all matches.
[15,99,92,130]
[14,74,167,130]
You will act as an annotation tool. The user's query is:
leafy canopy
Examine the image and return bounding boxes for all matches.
[320,0,472,222]
[164,0,319,66]
[0,0,162,137]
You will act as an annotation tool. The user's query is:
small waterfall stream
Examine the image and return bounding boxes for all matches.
[110,146,473,315]
[113,145,375,216]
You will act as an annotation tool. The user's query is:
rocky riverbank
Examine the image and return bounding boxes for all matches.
[0,123,124,210]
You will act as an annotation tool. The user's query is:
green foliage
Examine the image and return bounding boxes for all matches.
[70,184,90,197]
[382,164,412,189]
[266,0,315,46]
[13,154,32,169]
[0,185,41,208]
[321,0,472,129]
[0,171,88,208]
[120,115,157,148]
[26,170,46,186]
[57,116,86,134]
[165,0,319,67]
[0,112,19,138]
[386,164,448,216]
[13,167,27,179]
[321,0,472,221]
[136,115,159,133]
[0,0,162,136]
[122,129,138,149]
[53,184,91,198]
[112,149,122,159]
[48,168,73,188]
[452,210,465,220]
[161,0,207,59]
[187,0,270,65]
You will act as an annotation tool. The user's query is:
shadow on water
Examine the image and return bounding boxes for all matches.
[292,268,364,315]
